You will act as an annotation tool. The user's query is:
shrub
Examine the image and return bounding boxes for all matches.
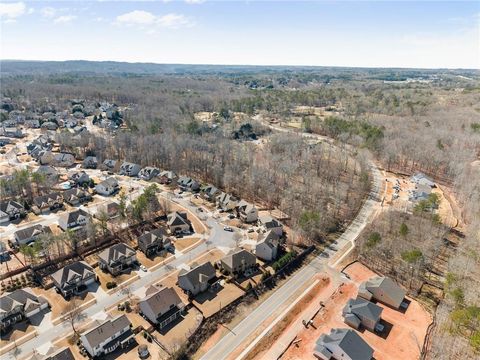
[106,281,117,289]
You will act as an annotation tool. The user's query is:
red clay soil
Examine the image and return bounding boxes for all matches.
[281,263,432,360]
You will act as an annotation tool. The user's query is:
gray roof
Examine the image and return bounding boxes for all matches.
[167,211,190,227]
[98,243,135,264]
[315,328,373,360]
[259,215,282,229]
[103,159,117,168]
[0,288,48,314]
[178,262,216,288]
[360,276,406,308]
[138,228,169,248]
[257,230,280,249]
[81,314,131,349]
[51,261,94,289]
[62,188,90,202]
[140,286,183,318]
[14,224,51,242]
[59,208,90,225]
[221,249,256,269]
[343,297,383,323]
[43,347,75,360]
[99,177,118,187]
[0,200,24,214]
[33,192,63,208]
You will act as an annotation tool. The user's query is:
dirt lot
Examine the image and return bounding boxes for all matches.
[136,250,173,270]
[174,236,201,252]
[33,287,94,320]
[193,281,245,318]
[280,262,432,360]
[96,268,137,292]
[153,307,203,353]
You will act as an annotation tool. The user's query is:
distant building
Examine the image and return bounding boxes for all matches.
[216,192,238,212]
[259,215,283,236]
[139,285,185,329]
[138,167,160,180]
[95,177,120,196]
[33,192,64,214]
[410,172,435,188]
[83,156,98,169]
[62,188,92,206]
[358,276,407,310]
[119,162,141,177]
[68,171,90,185]
[235,200,258,223]
[102,159,117,172]
[158,171,177,185]
[177,176,200,192]
[201,184,220,202]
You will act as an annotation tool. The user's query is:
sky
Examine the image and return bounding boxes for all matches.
[0,0,479,69]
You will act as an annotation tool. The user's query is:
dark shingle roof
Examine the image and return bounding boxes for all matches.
[81,315,131,349]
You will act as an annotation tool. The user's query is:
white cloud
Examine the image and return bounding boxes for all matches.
[116,10,156,25]
[41,7,56,18]
[185,0,205,4]
[53,15,76,24]
[158,13,193,29]
[0,2,26,18]
[116,10,194,30]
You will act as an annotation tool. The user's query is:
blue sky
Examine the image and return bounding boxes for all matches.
[1,1,479,68]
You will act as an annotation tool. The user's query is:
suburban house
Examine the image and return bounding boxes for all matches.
[0,127,23,138]
[167,211,192,234]
[95,177,120,196]
[177,176,200,192]
[216,192,238,212]
[409,183,432,203]
[139,285,185,329]
[41,122,58,131]
[138,228,171,257]
[219,249,257,276]
[138,166,160,180]
[39,152,75,168]
[177,262,216,296]
[235,200,259,223]
[119,162,141,177]
[255,230,280,262]
[58,209,91,231]
[102,159,117,172]
[39,346,75,360]
[158,170,177,184]
[0,138,11,147]
[80,315,134,358]
[32,193,64,214]
[62,188,92,206]
[98,243,137,276]
[0,200,26,224]
[14,225,52,247]
[411,172,435,188]
[51,261,96,298]
[358,276,407,309]
[24,119,41,128]
[95,202,120,219]
[68,171,90,185]
[259,215,283,236]
[342,297,383,332]
[200,184,220,202]
[0,288,49,332]
[314,328,374,360]
[35,165,59,184]
[83,156,98,169]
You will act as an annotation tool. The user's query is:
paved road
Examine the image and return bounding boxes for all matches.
[200,122,384,360]
[3,179,237,359]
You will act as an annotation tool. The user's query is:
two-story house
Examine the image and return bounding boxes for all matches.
[0,200,26,224]
[0,288,49,332]
[177,262,216,297]
[98,243,137,276]
[255,230,280,262]
[137,228,171,257]
[235,200,258,223]
[62,188,92,206]
[219,249,257,276]
[118,162,141,177]
[95,177,120,196]
[51,261,96,298]
[167,211,192,234]
[14,224,52,247]
[58,209,91,231]
[138,166,160,181]
[80,315,134,357]
[139,285,185,329]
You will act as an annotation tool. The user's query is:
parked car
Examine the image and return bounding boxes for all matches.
[223,226,233,232]
[140,265,147,272]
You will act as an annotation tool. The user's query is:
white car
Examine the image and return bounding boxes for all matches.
[140,265,147,272]
[223,226,233,232]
